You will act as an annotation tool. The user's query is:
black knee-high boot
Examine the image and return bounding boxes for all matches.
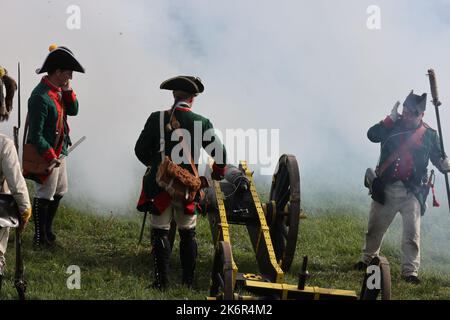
[179,228,198,288]
[32,198,51,247]
[151,228,171,290]
[46,195,63,244]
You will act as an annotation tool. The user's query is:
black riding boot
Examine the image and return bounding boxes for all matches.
[32,198,51,247]
[151,228,171,290]
[46,195,63,244]
[179,228,198,288]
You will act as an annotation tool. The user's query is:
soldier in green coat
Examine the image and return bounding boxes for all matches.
[135,76,227,290]
[25,45,85,248]
[355,91,450,284]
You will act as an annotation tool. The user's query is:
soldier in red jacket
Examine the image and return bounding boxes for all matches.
[355,91,450,284]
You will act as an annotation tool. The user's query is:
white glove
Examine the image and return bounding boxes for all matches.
[389,101,401,122]
[440,157,450,173]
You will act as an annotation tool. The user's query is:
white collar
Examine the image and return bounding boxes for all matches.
[174,101,191,109]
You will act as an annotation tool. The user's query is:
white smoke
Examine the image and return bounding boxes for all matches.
[1,0,450,223]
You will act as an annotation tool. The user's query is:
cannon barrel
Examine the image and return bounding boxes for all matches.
[224,165,250,192]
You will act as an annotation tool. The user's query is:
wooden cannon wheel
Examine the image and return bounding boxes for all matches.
[267,154,301,273]
[210,241,234,300]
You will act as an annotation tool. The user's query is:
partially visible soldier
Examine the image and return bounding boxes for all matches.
[24,45,84,248]
[135,76,227,290]
[355,90,450,284]
[0,66,32,293]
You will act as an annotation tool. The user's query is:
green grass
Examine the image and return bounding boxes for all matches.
[1,198,450,300]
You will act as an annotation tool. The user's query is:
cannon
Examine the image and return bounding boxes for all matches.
[200,154,391,300]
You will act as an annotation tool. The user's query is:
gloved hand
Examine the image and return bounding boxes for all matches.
[389,101,401,122]
[440,157,450,173]
[51,158,62,168]
[62,80,72,92]
[45,158,62,174]
[19,207,32,232]
[211,162,226,181]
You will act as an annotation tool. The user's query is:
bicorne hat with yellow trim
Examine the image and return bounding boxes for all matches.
[160,76,204,95]
[36,45,85,74]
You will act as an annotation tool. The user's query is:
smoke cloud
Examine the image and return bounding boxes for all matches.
[1,0,450,226]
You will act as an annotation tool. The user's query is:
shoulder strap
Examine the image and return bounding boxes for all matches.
[159,111,165,162]
[377,125,427,176]
[171,112,199,178]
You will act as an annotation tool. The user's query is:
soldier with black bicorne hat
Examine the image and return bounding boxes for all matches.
[0,65,32,293]
[24,45,85,248]
[355,90,450,284]
[135,76,227,290]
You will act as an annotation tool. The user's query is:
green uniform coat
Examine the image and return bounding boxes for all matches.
[25,77,78,182]
[135,106,226,212]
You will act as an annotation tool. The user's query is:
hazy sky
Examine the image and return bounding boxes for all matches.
[2,0,450,215]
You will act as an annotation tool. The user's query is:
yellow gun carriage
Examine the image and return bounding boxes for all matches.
[200,154,391,300]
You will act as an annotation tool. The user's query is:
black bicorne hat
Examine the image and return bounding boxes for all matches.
[36,45,85,74]
[403,90,427,113]
[160,76,204,95]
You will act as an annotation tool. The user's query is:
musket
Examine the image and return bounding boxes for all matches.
[13,63,20,149]
[427,69,450,213]
[13,62,26,300]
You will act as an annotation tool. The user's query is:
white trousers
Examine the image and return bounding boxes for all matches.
[150,201,197,230]
[362,181,421,277]
[34,158,68,200]
[0,227,9,272]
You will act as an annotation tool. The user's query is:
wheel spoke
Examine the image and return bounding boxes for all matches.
[281,224,289,239]
[216,273,225,289]
[275,168,289,201]
[277,190,290,210]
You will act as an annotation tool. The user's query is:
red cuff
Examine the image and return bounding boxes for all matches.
[62,90,77,103]
[42,148,57,161]
[212,163,226,176]
[184,202,196,215]
[382,116,394,128]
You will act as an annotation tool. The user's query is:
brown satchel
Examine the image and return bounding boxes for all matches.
[156,156,202,203]
[22,143,50,175]
[155,110,205,203]
[22,107,64,175]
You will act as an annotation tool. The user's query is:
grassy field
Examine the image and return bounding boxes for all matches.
[1,196,450,300]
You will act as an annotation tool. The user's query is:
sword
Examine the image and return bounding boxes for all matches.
[45,136,87,174]
[67,136,87,154]
[138,211,148,245]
